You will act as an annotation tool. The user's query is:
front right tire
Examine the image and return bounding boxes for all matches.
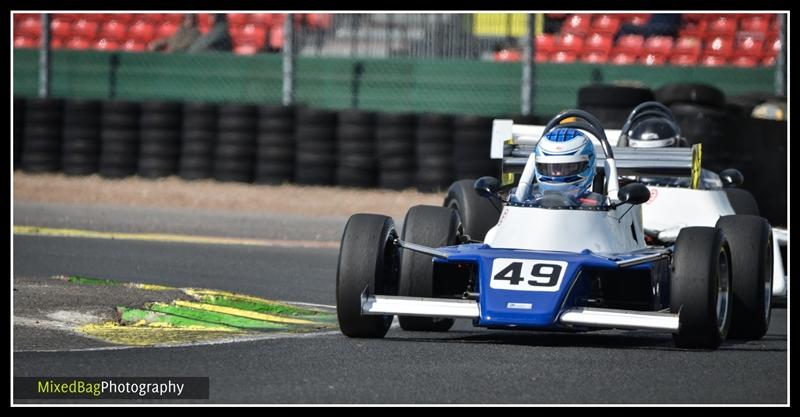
[671,227,732,349]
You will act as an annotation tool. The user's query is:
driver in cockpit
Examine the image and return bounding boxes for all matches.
[513,127,606,208]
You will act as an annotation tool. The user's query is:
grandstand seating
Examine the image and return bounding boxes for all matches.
[12,12,782,66]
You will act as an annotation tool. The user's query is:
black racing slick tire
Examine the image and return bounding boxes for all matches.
[444,179,501,242]
[336,214,400,338]
[671,227,732,349]
[725,188,760,216]
[398,205,460,331]
[715,215,773,340]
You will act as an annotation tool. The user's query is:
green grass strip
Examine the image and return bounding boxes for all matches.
[148,302,290,330]
[198,294,334,321]
[119,307,235,330]
[68,275,120,286]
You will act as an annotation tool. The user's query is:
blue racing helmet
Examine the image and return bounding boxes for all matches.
[534,127,596,197]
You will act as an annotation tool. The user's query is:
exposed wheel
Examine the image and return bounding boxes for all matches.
[336,214,400,338]
[671,227,732,349]
[724,188,760,216]
[398,205,460,331]
[443,179,500,241]
[715,215,773,340]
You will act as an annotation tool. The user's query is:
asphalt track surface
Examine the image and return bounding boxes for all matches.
[13,202,789,404]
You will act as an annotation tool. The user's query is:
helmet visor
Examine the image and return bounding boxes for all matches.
[535,160,590,177]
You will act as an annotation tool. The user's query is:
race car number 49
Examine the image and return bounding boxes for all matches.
[490,259,568,292]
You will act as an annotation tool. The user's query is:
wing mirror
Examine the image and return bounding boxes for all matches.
[474,176,501,199]
[614,182,651,207]
[719,168,744,188]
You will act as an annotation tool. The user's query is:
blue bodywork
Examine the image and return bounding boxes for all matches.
[436,244,669,330]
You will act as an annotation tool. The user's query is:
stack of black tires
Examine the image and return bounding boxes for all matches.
[21,98,63,173]
[452,115,498,180]
[294,108,338,185]
[376,113,417,190]
[577,84,655,129]
[138,101,182,178]
[214,103,257,182]
[255,105,296,184]
[654,83,732,173]
[61,99,101,175]
[99,100,140,178]
[336,109,377,188]
[14,98,26,170]
[178,102,218,180]
[415,113,454,192]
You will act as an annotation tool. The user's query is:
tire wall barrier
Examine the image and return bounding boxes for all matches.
[12,95,786,226]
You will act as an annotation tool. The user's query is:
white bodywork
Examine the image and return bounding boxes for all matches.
[484,204,645,254]
[643,185,787,297]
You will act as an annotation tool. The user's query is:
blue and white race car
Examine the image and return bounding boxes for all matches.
[336,110,771,348]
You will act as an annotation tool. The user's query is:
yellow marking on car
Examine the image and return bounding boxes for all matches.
[173,300,316,325]
[13,225,339,249]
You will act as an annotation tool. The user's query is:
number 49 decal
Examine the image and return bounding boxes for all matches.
[489,259,569,292]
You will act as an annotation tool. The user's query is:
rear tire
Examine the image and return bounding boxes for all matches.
[671,227,732,349]
[336,214,400,338]
[715,215,773,340]
[443,179,500,241]
[398,205,461,331]
[724,188,760,216]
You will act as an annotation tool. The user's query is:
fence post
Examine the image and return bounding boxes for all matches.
[775,13,786,97]
[520,14,535,116]
[38,13,51,98]
[282,13,295,106]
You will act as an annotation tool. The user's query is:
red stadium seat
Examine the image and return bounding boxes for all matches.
[554,33,584,55]
[122,39,147,52]
[81,14,106,23]
[234,24,267,49]
[535,51,549,63]
[700,54,727,67]
[140,13,164,23]
[679,19,707,38]
[762,55,776,66]
[581,51,609,64]
[99,21,127,42]
[670,53,699,66]
[673,36,701,56]
[107,13,134,25]
[614,34,644,57]
[706,16,737,38]
[227,13,250,27]
[764,36,781,57]
[50,37,65,49]
[50,18,73,39]
[161,14,183,25]
[584,33,613,54]
[128,20,156,43]
[643,36,673,58]
[249,14,275,27]
[561,14,591,36]
[551,51,577,63]
[65,37,91,50]
[14,35,38,48]
[94,38,120,51]
[622,14,650,26]
[610,52,637,65]
[641,53,667,66]
[197,14,213,33]
[731,56,758,68]
[156,21,179,39]
[682,14,705,22]
[535,34,554,55]
[72,19,99,41]
[705,36,734,59]
[269,25,284,50]
[734,35,764,60]
[591,14,621,36]
[17,16,42,38]
[306,14,332,29]
[739,15,770,35]
[234,44,260,56]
